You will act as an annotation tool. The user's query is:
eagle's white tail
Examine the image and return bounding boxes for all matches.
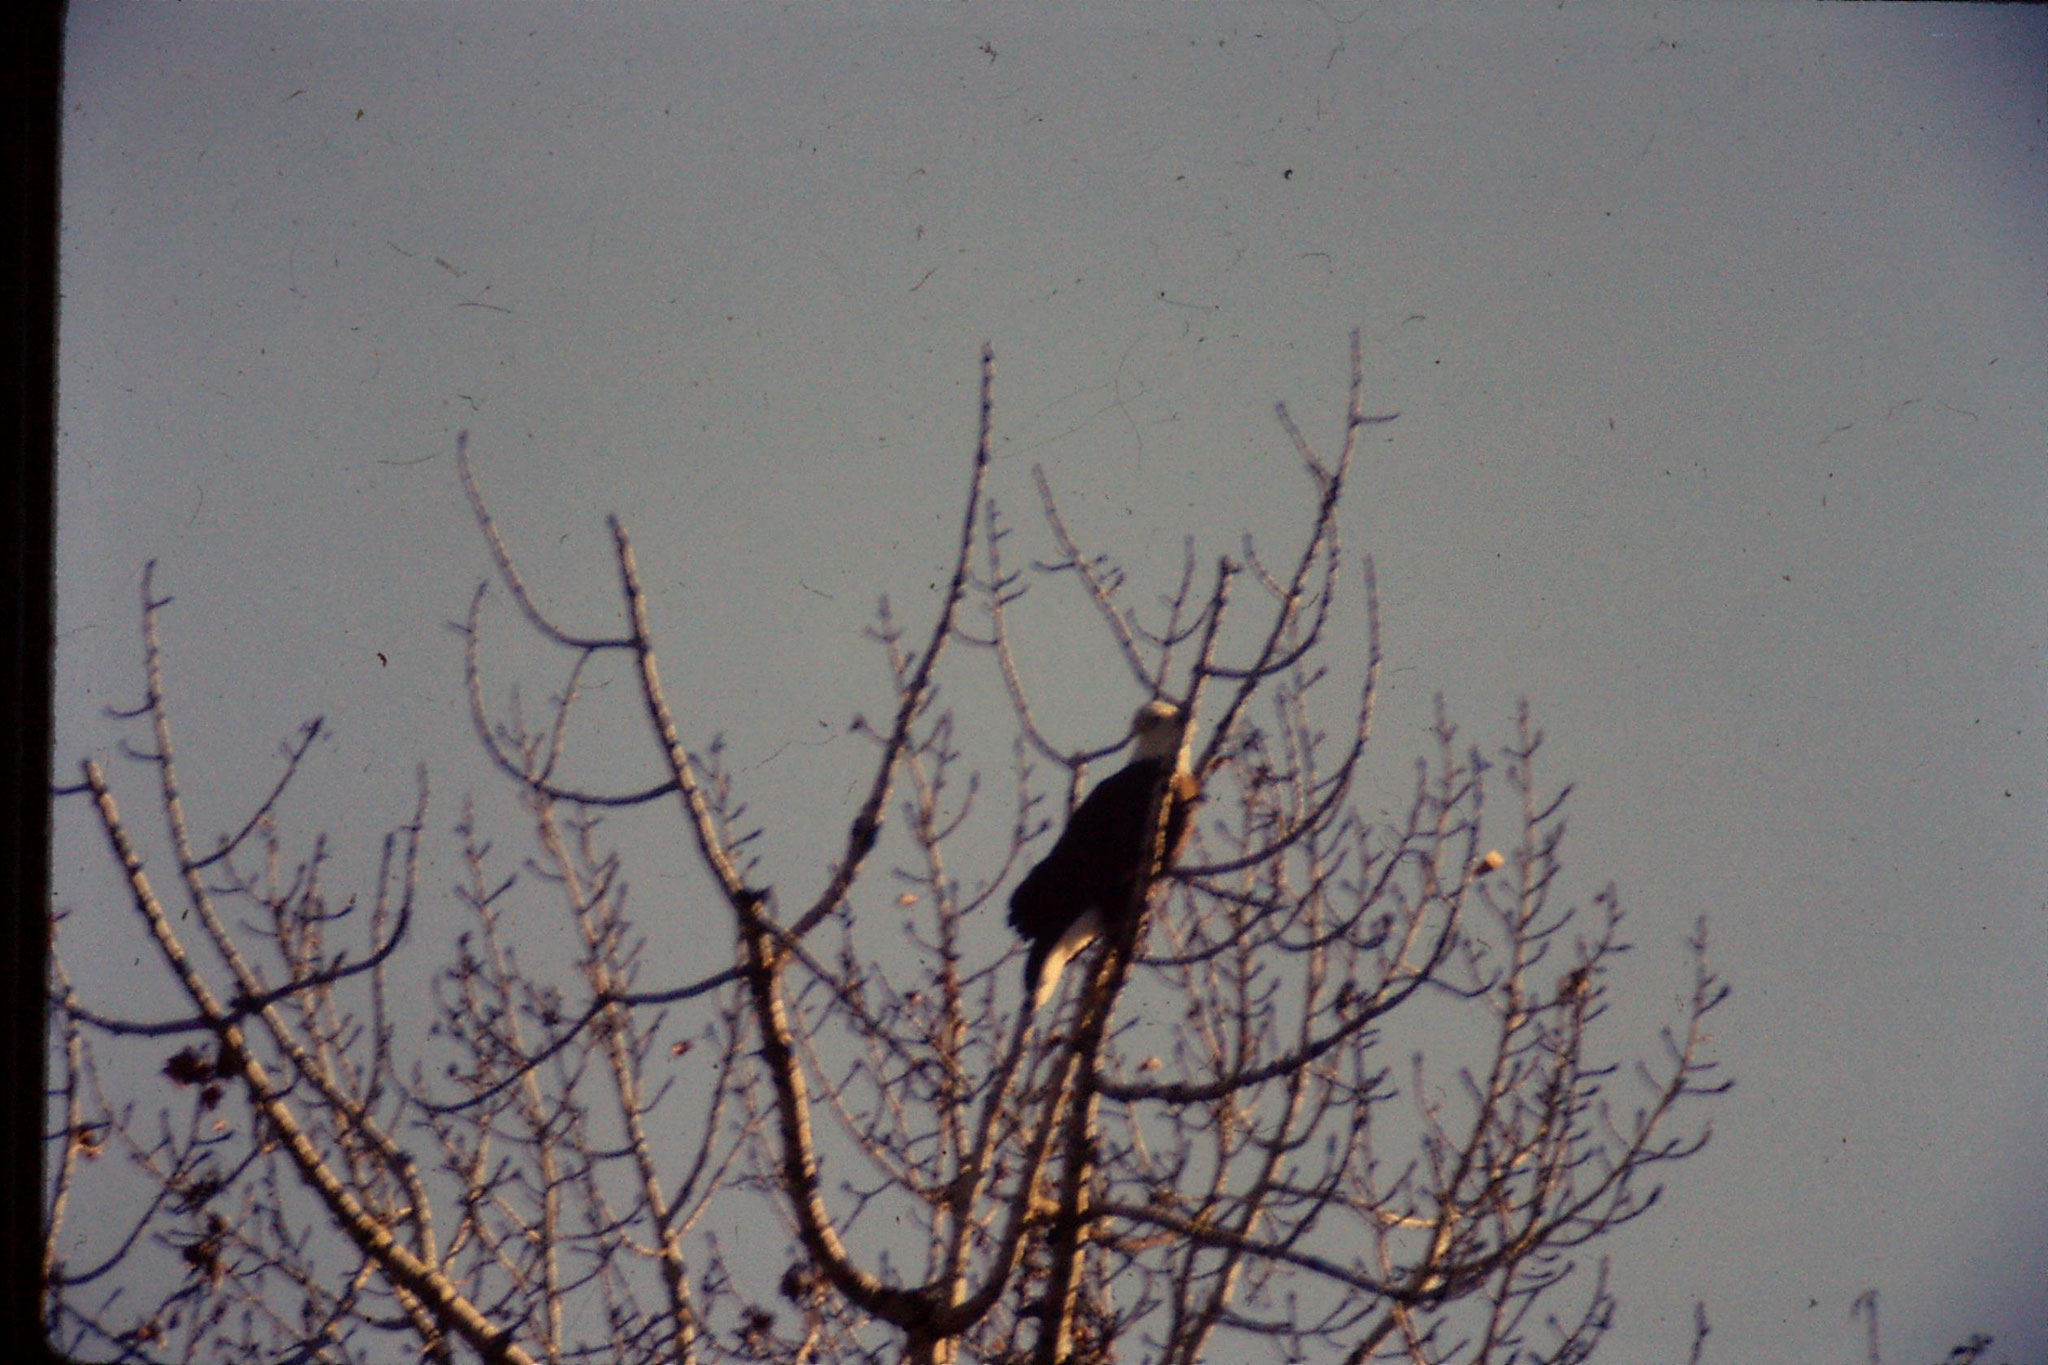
[1032,907,1104,1010]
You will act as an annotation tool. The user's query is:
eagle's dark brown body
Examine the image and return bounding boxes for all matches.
[1008,736,1199,1009]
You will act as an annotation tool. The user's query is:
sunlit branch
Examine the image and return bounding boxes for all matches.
[76,757,540,1365]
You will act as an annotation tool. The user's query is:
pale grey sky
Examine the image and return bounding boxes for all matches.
[53,4,2047,1361]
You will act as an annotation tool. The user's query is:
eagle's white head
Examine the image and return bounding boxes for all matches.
[1130,700,1189,764]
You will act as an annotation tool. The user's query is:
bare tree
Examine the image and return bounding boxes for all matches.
[47,335,1728,1364]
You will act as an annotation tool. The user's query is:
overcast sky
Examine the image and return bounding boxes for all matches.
[52,4,2047,1361]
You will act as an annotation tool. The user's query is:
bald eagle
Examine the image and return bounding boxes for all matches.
[1008,701,1201,1010]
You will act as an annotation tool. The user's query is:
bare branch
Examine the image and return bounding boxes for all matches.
[52,339,1721,1365]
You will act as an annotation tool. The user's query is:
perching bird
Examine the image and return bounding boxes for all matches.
[1007,700,1200,1010]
